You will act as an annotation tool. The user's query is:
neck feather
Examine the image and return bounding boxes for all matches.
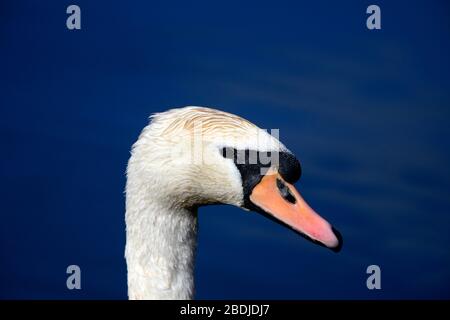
[125,187,198,299]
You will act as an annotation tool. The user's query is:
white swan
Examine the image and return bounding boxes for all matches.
[125,106,342,299]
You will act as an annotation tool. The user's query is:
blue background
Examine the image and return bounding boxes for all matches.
[1,0,449,299]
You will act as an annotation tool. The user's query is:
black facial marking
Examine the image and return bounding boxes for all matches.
[221,147,301,207]
[222,148,265,206]
[276,178,296,204]
[278,152,301,183]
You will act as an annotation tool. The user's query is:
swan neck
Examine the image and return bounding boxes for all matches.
[125,197,198,300]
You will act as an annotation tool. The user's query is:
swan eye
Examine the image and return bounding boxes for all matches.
[276,178,296,204]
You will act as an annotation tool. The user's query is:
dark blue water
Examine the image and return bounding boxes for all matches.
[1,0,449,299]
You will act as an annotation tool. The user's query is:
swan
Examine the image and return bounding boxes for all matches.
[125,106,342,299]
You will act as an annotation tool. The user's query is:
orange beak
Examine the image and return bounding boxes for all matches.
[249,170,342,252]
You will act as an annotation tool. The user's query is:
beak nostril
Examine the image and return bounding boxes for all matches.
[276,178,296,204]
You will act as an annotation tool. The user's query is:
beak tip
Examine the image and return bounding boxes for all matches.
[330,226,343,253]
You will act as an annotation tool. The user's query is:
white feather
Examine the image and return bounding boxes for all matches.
[125,106,288,299]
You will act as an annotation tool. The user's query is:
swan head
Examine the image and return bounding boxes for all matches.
[128,106,342,252]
